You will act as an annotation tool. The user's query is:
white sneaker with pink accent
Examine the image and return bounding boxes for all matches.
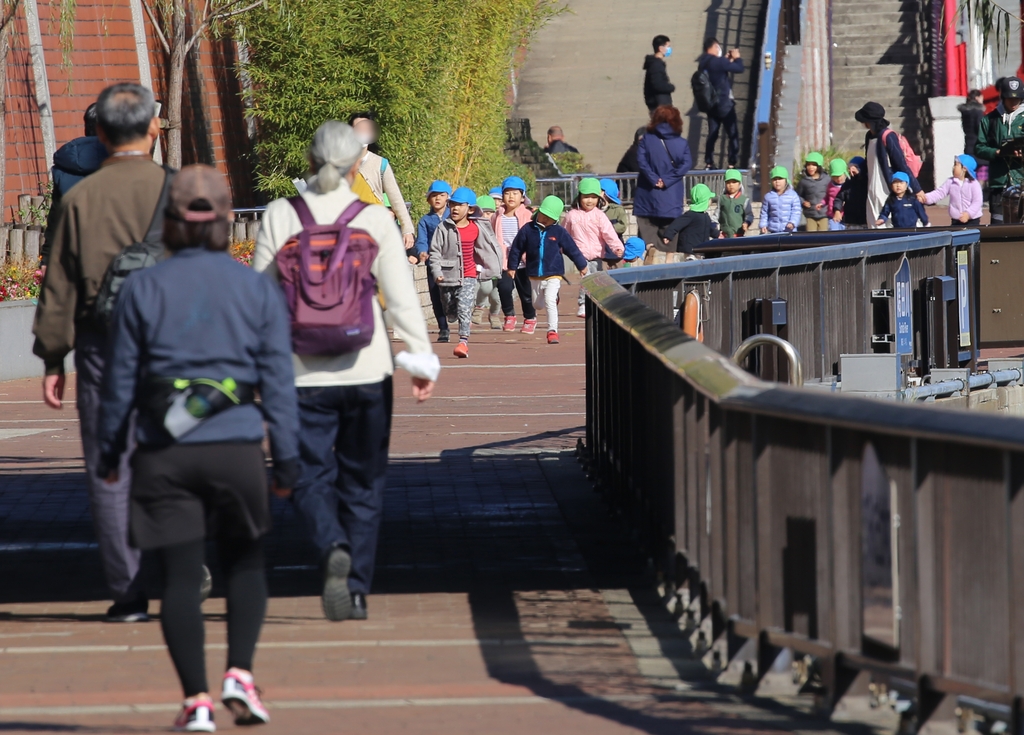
[221,668,270,725]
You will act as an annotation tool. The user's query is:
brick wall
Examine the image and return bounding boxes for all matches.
[2,1,257,216]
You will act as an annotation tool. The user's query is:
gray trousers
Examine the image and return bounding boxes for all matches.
[75,330,142,603]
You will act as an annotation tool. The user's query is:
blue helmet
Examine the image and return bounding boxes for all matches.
[501,176,527,193]
[599,178,621,204]
[488,187,502,197]
[449,187,478,206]
[427,180,452,196]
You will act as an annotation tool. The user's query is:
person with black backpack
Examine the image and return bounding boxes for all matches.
[254,120,439,623]
[696,37,744,169]
[32,83,169,624]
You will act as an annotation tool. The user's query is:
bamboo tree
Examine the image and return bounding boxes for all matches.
[957,0,1021,63]
[242,0,557,214]
[142,0,263,168]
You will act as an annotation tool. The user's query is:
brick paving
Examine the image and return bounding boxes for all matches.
[0,286,898,734]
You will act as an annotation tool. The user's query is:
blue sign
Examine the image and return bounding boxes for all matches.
[895,256,912,355]
[957,250,971,347]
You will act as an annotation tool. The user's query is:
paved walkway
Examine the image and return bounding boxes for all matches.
[0,288,898,734]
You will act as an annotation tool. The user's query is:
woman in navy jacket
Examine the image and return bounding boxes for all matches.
[634,105,692,252]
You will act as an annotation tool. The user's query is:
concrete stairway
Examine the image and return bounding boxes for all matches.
[830,0,930,156]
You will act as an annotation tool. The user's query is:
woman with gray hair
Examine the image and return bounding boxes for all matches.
[254,120,439,623]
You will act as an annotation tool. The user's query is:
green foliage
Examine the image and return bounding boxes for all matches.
[551,152,592,175]
[242,0,557,217]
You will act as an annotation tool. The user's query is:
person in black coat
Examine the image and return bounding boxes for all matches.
[696,37,744,169]
[643,35,675,111]
[616,127,647,173]
[959,90,985,159]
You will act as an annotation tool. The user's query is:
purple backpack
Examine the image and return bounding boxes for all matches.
[274,197,379,356]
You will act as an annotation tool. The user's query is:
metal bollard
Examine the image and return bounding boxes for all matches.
[732,334,804,386]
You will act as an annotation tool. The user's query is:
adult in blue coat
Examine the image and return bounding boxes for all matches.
[697,38,744,169]
[634,105,692,252]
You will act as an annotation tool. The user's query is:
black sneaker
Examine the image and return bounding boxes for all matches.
[350,592,368,620]
[106,598,149,623]
[437,330,450,343]
[322,547,352,621]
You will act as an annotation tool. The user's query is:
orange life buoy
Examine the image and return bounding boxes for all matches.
[682,290,703,342]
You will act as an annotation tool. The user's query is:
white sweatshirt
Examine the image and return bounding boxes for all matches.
[254,179,433,387]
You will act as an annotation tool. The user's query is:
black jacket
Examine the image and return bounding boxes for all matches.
[958,101,985,158]
[42,136,108,265]
[835,172,868,225]
[659,211,719,254]
[544,139,579,154]
[643,55,674,110]
[697,53,744,117]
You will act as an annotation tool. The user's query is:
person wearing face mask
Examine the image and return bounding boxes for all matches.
[977,77,1024,223]
[643,35,675,112]
[697,37,744,169]
[348,111,416,249]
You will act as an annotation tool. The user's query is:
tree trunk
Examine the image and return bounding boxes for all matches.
[165,15,186,169]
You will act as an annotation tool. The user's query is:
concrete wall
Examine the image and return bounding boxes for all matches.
[0,301,72,381]
[935,384,1024,414]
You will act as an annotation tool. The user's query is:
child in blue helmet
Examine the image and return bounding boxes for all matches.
[429,187,504,358]
[621,236,647,267]
[415,180,452,341]
[919,154,983,225]
[876,172,928,228]
[491,175,538,333]
[599,178,628,242]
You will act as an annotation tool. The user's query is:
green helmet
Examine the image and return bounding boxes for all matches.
[688,183,715,213]
[537,195,565,221]
[724,169,743,183]
[804,152,825,167]
[828,158,848,177]
[769,166,789,181]
[577,177,602,197]
[476,194,497,211]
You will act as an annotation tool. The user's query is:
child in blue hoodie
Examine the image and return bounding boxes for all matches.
[506,196,589,345]
[414,180,452,341]
[876,172,928,228]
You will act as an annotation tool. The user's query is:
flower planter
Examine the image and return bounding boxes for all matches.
[0,301,73,381]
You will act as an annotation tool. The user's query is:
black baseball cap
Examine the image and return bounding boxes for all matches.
[1000,77,1024,99]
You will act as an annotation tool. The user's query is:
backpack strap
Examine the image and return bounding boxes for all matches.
[142,166,175,245]
[380,158,389,173]
[333,199,370,227]
[287,195,317,229]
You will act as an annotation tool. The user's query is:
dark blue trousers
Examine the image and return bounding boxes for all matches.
[427,267,449,331]
[292,378,393,594]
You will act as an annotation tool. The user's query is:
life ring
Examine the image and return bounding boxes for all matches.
[682,290,703,342]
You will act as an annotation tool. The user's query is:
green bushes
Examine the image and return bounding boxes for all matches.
[242,0,556,215]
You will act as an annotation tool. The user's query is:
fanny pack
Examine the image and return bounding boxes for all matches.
[142,377,255,440]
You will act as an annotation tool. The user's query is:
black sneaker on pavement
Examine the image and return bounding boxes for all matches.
[106,598,149,623]
[437,330,450,343]
[322,547,352,621]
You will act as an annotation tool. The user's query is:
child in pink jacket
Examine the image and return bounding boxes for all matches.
[919,154,983,225]
[562,177,624,318]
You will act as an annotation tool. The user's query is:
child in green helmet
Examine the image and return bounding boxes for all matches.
[506,196,589,345]
[826,158,847,221]
[759,167,802,233]
[562,177,624,318]
[657,183,720,255]
[795,152,829,231]
[718,169,753,237]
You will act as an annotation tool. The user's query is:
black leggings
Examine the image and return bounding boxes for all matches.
[160,537,266,697]
[497,269,536,319]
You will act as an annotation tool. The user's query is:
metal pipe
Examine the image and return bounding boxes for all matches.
[732,334,804,386]
[902,369,1022,401]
